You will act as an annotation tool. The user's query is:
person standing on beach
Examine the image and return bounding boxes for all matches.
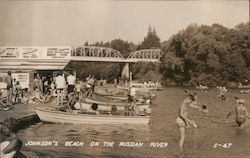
[67,73,76,94]
[226,98,250,129]
[86,75,95,97]
[6,71,13,104]
[55,72,66,106]
[176,93,208,153]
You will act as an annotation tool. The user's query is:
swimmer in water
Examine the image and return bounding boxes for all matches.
[226,98,250,129]
[176,93,208,153]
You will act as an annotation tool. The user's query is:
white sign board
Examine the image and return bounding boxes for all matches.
[22,47,42,59]
[46,47,71,59]
[0,46,71,60]
[12,73,30,89]
[0,47,19,58]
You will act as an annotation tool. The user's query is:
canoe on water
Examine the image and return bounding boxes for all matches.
[35,108,150,125]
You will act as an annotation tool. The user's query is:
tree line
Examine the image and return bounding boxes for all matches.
[67,22,249,86]
[161,22,249,86]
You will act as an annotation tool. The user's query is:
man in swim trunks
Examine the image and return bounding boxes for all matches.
[176,93,208,153]
[226,98,250,129]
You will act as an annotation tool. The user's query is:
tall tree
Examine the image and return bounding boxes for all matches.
[132,26,162,82]
[137,25,161,49]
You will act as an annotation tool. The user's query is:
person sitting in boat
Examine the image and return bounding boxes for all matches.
[126,96,140,116]
[85,75,95,97]
[129,86,137,98]
[0,118,24,158]
[124,103,130,116]
[87,103,99,114]
[67,92,80,111]
[130,101,140,116]
[111,105,118,115]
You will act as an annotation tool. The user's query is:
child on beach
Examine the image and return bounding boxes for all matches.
[14,81,22,104]
[176,93,208,153]
[226,97,250,129]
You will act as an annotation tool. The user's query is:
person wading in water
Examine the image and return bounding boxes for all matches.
[176,93,208,153]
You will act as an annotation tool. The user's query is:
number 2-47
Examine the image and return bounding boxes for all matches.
[213,143,232,148]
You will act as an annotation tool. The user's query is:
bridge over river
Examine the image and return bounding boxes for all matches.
[0,46,160,71]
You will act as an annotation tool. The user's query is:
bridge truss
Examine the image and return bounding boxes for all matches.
[71,46,160,63]
[71,46,126,62]
[126,49,161,62]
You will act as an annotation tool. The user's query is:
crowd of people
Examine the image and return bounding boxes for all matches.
[33,72,98,106]
[0,71,29,110]
[0,71,100,109]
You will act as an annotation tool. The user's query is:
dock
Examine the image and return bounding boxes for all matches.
[0,101,58,130]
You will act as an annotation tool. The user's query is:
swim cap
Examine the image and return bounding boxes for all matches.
[236,99,245,104]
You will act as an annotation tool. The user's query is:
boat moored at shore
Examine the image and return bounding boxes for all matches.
[35,108,150,125]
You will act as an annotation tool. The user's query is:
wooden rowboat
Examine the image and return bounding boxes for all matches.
[94,91,128,100]
[94,90,156,101]
[74,99,150,112]
[85,97,150,106]
[36,108,150,125]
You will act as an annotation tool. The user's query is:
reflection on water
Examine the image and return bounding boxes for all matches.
[18,88,250,158]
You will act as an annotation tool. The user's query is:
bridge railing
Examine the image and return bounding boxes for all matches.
[126,49,161,62]
[71,46,125,59]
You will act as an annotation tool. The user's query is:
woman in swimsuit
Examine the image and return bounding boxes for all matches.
[226,98,250,129]
[176,93,208,153]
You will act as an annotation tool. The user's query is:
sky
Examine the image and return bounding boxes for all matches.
[0,0,249,46]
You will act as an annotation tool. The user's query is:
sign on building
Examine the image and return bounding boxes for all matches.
[46,47,71,59]
[22,47,42,59]
[12,73,30,89]
[0,47,19,58]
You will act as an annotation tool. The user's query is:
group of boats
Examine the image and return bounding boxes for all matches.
[36,87,155,125]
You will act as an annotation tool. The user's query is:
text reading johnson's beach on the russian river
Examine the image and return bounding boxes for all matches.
[25,141,168,148]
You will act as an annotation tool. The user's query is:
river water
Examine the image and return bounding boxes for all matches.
[18,87,250,158]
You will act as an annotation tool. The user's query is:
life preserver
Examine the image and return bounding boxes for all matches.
[1,141,16,158]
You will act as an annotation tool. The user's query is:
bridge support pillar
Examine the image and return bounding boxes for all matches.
[129,72,132,82]
[121,63,129,82]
